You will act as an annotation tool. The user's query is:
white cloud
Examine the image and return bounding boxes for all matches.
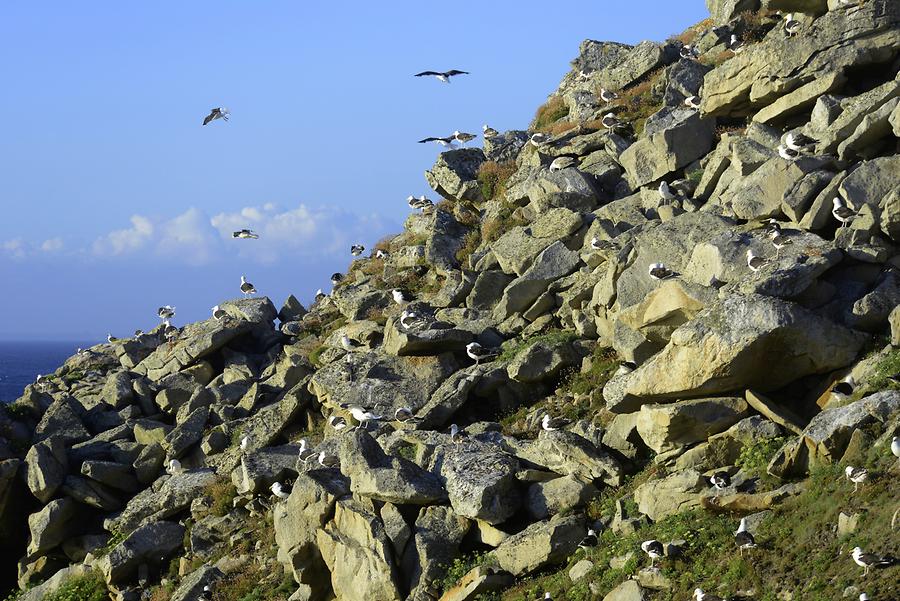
[92,215,155,256]
[40,238,64,252]
[2,238,26,259]
[156,208,219,266]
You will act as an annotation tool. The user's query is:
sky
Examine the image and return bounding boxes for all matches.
[0,1,709,341]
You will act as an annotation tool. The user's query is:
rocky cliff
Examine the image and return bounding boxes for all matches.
[2,1,900,600]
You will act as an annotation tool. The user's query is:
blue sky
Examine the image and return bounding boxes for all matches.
[0,1,708,341]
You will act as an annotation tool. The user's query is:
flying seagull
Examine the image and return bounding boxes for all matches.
[851,546,895,576]
[483,124,499,138]
[734,518,757,556]
[240,275,257,296]
[709,471,731,490]
[845,465,868,492]
[202,107,229,126]
[578,528,599,550]
[350,244,365,256]
[233,229,259,239]
[747,249,768,273]
[641,539,664,568]
[684,95,701,110]
[270,481,290,500]
[768,229,792,259]
[212,305,226,320]
[414,69,469,83]
[648,263,674,280]
[599,88,619,103]
[466,342,499,365]
[453,130,477,146]
[541,414,569,432]
[832,197,856,228]
[549,156,575,172]
[418,135,456,147]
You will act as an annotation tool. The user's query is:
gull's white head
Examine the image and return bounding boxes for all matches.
[298,438,307,452]
[833,197,844,208]
[241,275,247,283]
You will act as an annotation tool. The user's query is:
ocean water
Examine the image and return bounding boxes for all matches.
[0,341,90,402]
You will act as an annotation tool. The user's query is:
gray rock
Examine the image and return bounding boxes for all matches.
[525,475,598,520]
[25,436,67,503]
[81,460,140,493]
[278,294,307,323]
[133,442,165,485]
[100,371,134,408]
[494,241,581,320]
[221,296,278,323]
[573,40,673,90]
[61,475,122,512]
[441,446,521,524]
[483,130,529,163]
[93,520,185,584]
[491,208,583,276]
[890,305,900,346]
[401,505,470,600]
[467,270,516,310]
[635,396,750,453]
[507,340,578,383]
[634,469,705,521]
[425,148,485,203]
[847,272,900,332]
[104,469,217,533]
[33,396,90,445]
[27,497,80,556]
[491,513,585,576]
[514,430,623,486]
[383,317,473,357]
[233,444,301,494]
[526,169,601,213]
[162,405,209,458]
[727,155,830,220]
[707,0,760,24]
[426,210,469,274]
[170,565,224,601]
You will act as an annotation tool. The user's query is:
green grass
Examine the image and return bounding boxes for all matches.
[563,346,619,397]
[477,160,518,202]
[2,402,32,419]
[42,573,108,601]
[96,528,127,556]
[497,329,578,363]
[438,551,495,594]
[308,345,327,367]
[533,97,570,132]
[865,346,900,393]
[204,477,238,517]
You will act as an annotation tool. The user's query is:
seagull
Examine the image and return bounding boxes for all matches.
[692,589,724,601]
[453,130,477,146]
[891,436,900,464]
[600,113,623,129]
[599,88,619,103]
[414,69,469,83]
[330,272,344,286]
[418,135,456,147]
[107,334,118,343]
[832,197,856,228]
[658,181,676,201]
[615,361,637,376]
[746,249,768,273]
[549,156,575,172]
[851,546,895,576]
[314,289,327,303]
[340,334,362,352]
[317,451,340,468]
[166,458,183,475]
[641,539,664,568]
[328,415,348,432]
[374,249,389,259]
[680,44,700,59]
[728,34,745,53]
[281,321,302,337]
[399,309,426,330]
[200,585,212,601]
[845,466,868,492]
[578,528,599,550]
[784,131,817,152]
[777,144,801,161]
[270,481,290,500]
[297,439,316,463]
[394,407,421,423]
[482,124,499,138]
[350,244,365,256]
[341,403,383,431]
[392,289,412,304]
[783,13,801,36]
[232,229,259,239]
[543,594,551,601]
[240,276,257,296]
[767,229,792,259]
[157,305,175,326]
[709,471,732,490]
[212,305,226,320]
[202,107,229,126]
[734,518,757,556]
[590,236,616,251]
[408,195,434,212]
[450,423,468,445]
[530,132,551,147]
[831,376,855,401]
[684,95,701,110]
[240,435,250,452]
[541,414,569,432]
[859,594,869,601]
[648,263,674,280]
[466,342,499,365]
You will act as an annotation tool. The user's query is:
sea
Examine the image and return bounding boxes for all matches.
[0,341,91,403]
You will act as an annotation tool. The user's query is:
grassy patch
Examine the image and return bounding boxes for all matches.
[477,160,518,202]
[481,203,527,247]
[595,68,665,136]
[563,346,619,397]
[533,96,570,132]
[865,346,900,392]
[2,402,33,420]
[203,477,238,518]
[686,167,704,186]
[497,329,579,363]
[42,572,108,601]
[438,551,495,594]
[455,229,482,268]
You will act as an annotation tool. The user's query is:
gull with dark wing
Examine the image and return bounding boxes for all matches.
[330,272,344,286]
[783,131,817,152]
[777,144,801,161]
[746,249,768,273]
[734,518,757,556]
[541,414,570,432]
[233,229,259,239]
[784,13,801,36]
[466,342,499,366]
[599,88,619,103]
[641,539,664,568]
[851,546,895,576]
[832,197,856,228]
[414,69,469,83]
[328,415,348,432]
[769,228,792,259]
[648,263,674,280]
[453,130,477,146]
[684,95,701,110]
[530,132,551,147]
[418,135,456,148]
[483,124,499,138]
[240,275,257,296]
[845,465,868,492]
[202,107,229,126]
[549,156,575,172]
[350,244,365,256]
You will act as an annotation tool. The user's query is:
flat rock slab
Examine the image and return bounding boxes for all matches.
[104,469,217,533]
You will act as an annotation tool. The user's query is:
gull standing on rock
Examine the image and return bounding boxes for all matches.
[680,44,700,59]
[578,528,599,550]
[648,263,674,280]
[541,414,569,432]
[891,436,900,465]
[784,131,817,152]
[783,13,802,36]
[240,276,257,296]
[777,144,801,161]
[769,229,792,259]
[530,132,551,147]
[167,458,183,475]
[330,272,344,286]
[709,471,731,490]
[240,435,250,452]
[453,130,476,146]
[590,236,616,251]
[600,113,623,130]
[317,451,340,468]
[394,407,421,423]
[157,305,175,326]
[340,403,383,431]
[832,197,856,228]
[328,415,348,432]
[392,289,412,305]
[684,95,701,110]
[549,156,575,172]
[466,342,499,365]
[350,244,365,256]
[340,334,362,352]
[693,589,724,601]
[728,34,745,53]
[232,229,258,239]
[450,423,468,445]
[599,88,619,103]
[845,465,868,492]
[616,361,637,376]
[270,482,290,500]
[202,107,229,125]
[414,69,469,83]
[658,181,676,202]
[482,124,499,138]
[746,249,768,273]
[212,305,226,320]
[107,334,118,343]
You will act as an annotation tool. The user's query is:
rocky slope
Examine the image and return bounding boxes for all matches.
[2,1,900,600]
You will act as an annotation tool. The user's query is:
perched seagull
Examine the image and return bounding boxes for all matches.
[600,113,623,129]
[408,195,434,212]
[746,249,768,273]
[709,471,732,490]
[648,263,674,280]
[350,244,365,256]
[599,88,619,103]
[134,329,144,338]
[543,594,551,601]
[328,415,348,432]
[314,289,327,303]
[466,342,499,365]
[859,594,869,601]
[891,436,900,464]
[832,197,856,228]
[270,481,290,500]
[107,334,118,343]
[330,272,344,286]
[541,414,569,432]
[658,181,676,201]
[414,69,469,83]
[212,305,226,320]
[340,334,362,352]
[734,518,757,556]
[200,585,213,601]
[394,407,421,423]
[418,135,456,147]
[769,229,792,259]
[232,229,259,239]
[240,435,250,452]
[728,34,745,53]
[392,289,412,304]
[341,403,384,431]
[166,458,183,475]
[157,305,175,325]
[590,236,616,251]
[851,546,895,576]
[578,528,599,550]
[641,539,664,568]
[482,124,499,138]
[680,44,700,60]
[615,361,637,376]
[297,438,316,463]
[692,589,724,601]
[202,107,229,126]
[684,95,701,110]
[845,466,868,492]
[784,131,817,152]
[374,249,389,259]
[783,13,802,36]
[399,309,425,330]
[530,132,551,147]
[281,321,302,337]
[317,450,340,468]
[549,156,575,172]
[452,130,477,146]
[777,144,801,161]
[240,275,257,296]
[449,423,468,445]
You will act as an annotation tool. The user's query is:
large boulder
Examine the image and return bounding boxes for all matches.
[525,169,601,213]
[401,505,471,600]
[706,0,760,25]
[440,446,521,524]
[104,469,217,533]
[491,208,583,276]
[93,520,185,584]
[383,317,473,356]
[513,430,623,486]
[571,40,673,90]
[490,513,585,576]
[25,436,67,503]
[635,396,750,454]
[33,397,90,445]
[233,444,302,494]
[483,130,529,162]
[426,209,469,274]
[608,294,866,408]
[425,148,485,203]
[493,241,581,320]
[634,469,705,521]
[525,475,598,521]
[26,498,81,556]
[507,339,579,383]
